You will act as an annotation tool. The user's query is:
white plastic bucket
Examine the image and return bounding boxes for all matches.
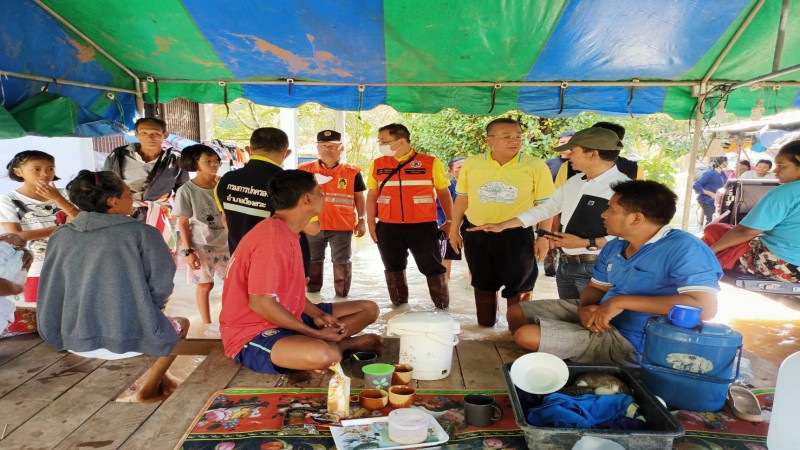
[387,311,460,380]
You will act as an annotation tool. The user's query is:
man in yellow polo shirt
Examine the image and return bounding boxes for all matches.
[449,118,554,327]
[366,123,453,309]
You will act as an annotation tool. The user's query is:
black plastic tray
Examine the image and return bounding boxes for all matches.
[503,362,684,450]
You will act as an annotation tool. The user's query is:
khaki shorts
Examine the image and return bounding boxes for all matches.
[519,299,638,367]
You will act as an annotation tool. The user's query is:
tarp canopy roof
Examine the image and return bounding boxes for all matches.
[3,0,800,136]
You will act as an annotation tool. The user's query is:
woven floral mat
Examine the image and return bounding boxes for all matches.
[177,388,772,449]
[672,388,772,450]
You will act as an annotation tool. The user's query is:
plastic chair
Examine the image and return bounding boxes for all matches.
[768,351,800,450]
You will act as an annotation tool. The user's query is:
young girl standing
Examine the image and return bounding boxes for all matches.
[0,151,79,305]
[174,145,229,333]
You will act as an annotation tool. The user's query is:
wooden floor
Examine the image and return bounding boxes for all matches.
[0,335,530,450]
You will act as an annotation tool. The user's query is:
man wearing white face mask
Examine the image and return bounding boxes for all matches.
[365,124,453,309]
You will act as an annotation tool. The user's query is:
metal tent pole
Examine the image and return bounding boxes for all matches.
[32,0,143,115]
[0,70,137,94]
[151,79,698,88]
[736,134,744,172]
[729,64,800,91]
[702,0,765,85]
[773,0,791,72]
[681,0,765,230]
[681,99,705,230]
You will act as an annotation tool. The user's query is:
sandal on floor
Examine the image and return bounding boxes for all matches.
[727,385,764,422]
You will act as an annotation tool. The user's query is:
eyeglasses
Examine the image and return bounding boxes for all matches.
[378,139,398,145]
[487,134,523,141]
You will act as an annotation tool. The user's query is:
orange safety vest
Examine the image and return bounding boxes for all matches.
[372,151,437,224]
[298,160,361,231]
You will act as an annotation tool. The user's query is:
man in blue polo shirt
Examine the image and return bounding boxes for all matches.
[513,180,722,366]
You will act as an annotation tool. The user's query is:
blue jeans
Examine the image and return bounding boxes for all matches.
[556,259,596,300]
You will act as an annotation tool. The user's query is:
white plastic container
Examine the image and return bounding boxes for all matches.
[388,408,430,444]
[768,351,800,450]
[387,311,460,380]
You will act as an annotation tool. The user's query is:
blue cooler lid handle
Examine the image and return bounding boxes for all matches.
[638,316,659,365]
[733,345,743,380]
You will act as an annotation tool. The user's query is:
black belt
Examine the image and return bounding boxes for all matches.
[561,253,599,263]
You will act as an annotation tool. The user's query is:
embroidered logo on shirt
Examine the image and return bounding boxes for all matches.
[477,181,519,204]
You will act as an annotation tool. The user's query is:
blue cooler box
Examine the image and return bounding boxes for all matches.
[640,317,742,411]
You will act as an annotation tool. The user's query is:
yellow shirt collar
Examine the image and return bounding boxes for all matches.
[394,149,416,162]
[485,151,522,165]
[250,154,281,167]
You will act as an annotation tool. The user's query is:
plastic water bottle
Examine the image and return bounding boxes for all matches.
[768,351,800,449]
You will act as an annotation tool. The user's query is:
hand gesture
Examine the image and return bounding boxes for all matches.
[0,233,26,248]
[467,223,504,233]
[368,222,378,243]
[534,236,550,262]
[548,232,588,250]
[437,223,450,240]
[317,324,349,342]
[587,299,624,333]
[34,180,65,202]
[20,248,34,271]
[577,304,598,330]
[354,220,367,238]
[448,232,462,255]
[186,252,201,270]
[313,313,344,330]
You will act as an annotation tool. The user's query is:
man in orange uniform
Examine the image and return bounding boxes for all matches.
[366,124,453,309]
[298,130,366,297]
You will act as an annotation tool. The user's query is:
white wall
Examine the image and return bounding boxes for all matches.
[0,137,95,193]
[280,107,299,169]
[199,104,216,141]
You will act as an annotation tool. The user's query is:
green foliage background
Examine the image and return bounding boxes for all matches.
[405,110,693,188]
[213,101,693,188]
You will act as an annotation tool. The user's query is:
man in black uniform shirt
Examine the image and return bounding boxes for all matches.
[215,127,318,274]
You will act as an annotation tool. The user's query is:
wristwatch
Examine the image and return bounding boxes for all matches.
[585,238,599,251]
[358,216,366,221]
[181,248,195,256]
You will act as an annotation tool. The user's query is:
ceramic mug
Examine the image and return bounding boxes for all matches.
[463,394,502,427]
[350,351,378,378]
[668,304,702,328]
[357,389,388,410]
[363,363,395,390]
[388,385,416,408]
[392,364,414,385]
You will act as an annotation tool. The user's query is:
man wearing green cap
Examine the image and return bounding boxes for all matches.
[470,127,629,328]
